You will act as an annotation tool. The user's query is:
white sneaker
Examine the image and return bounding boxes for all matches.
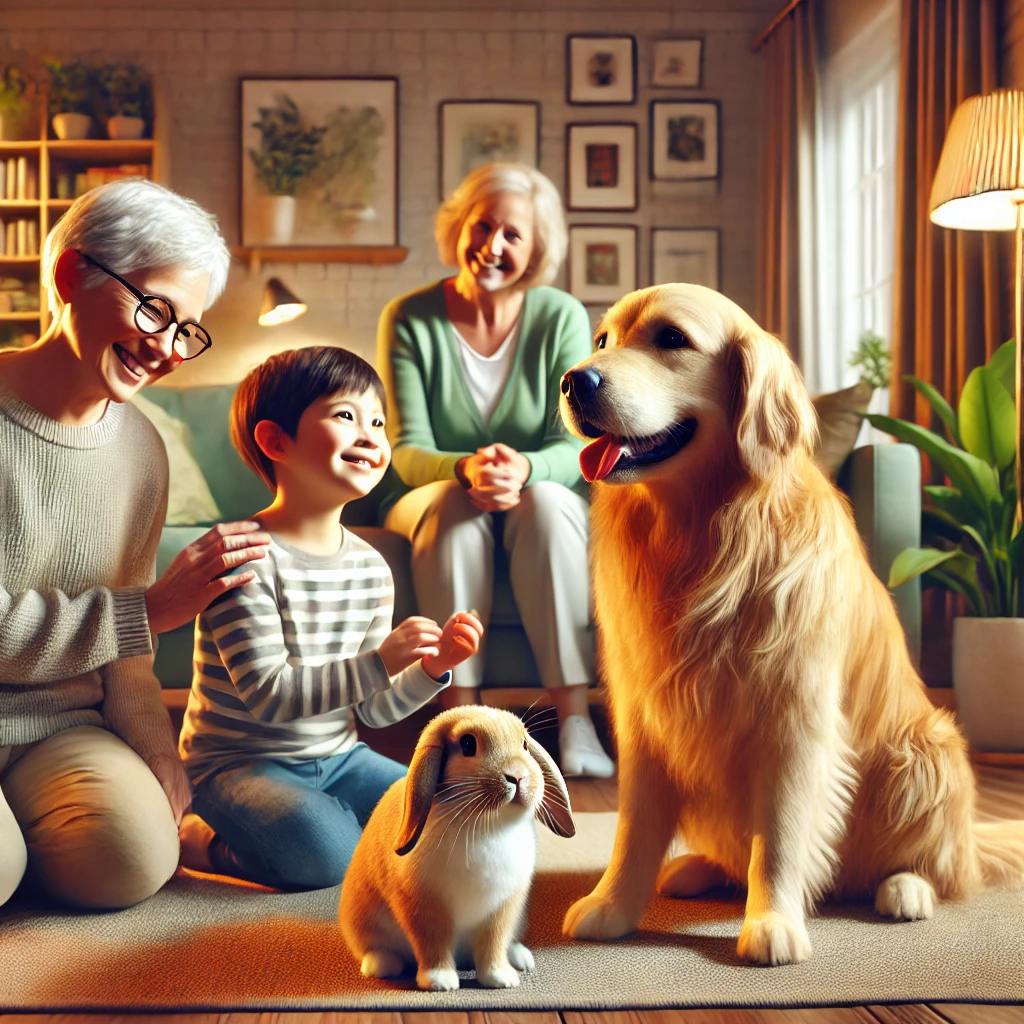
[559,714,616,778]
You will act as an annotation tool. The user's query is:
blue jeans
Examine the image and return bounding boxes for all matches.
[191,743,406,890]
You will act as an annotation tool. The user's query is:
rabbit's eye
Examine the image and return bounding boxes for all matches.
[460,734,477,757]
[523,738,528,751]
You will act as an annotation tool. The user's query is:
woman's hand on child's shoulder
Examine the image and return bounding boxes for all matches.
[422,611,484,680]
[379,616,444,676]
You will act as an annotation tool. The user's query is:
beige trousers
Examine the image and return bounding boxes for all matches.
[0,725,179,909]
[385,479,593,690]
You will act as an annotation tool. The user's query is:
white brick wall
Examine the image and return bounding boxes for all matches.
[5,0,778,386]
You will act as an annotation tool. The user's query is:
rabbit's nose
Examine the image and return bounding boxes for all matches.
[505,772,530,803]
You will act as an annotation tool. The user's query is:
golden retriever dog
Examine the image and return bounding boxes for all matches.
[557,283,1024,966]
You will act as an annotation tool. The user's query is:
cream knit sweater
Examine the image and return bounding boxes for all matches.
[0,379,178,767]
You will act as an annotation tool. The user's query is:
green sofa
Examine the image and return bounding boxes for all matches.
[141,384,923,692]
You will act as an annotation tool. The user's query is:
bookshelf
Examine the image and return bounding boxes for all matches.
[0,102,164,349]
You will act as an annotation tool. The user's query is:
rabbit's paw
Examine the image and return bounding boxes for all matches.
[875,872,935,921]
[562,893,636,940]
[417,966,460,991]
[507,941,535,972]
[360,949,404,978]
[737,911,811,966]
[477,962,521,988]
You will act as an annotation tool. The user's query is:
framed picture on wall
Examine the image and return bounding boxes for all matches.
[567,35,637,105]
[568,224,638,304]
[651,228,720,290]
[566,123,638,211]
[241,77,398,247]
[651,39,703,87]
[438,100,540,200]
[650,99,720,181]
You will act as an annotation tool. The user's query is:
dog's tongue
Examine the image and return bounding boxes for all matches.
[580,433,629,482]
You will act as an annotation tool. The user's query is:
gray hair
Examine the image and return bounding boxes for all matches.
[435,163,567,287]
[43,178,231,315]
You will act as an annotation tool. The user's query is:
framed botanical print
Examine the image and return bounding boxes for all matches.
[567,35,637,105]
[568,224,638,304]
[241,77,398,247]
[438,100,540,200]
[566,123,638,211]
[651,39,703,88]
[651,228,720,290]
[650,99,720,181]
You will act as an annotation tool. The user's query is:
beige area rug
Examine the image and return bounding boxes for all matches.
[1,811,1023,1011]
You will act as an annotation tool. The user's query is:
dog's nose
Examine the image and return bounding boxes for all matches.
[561,366,602,402]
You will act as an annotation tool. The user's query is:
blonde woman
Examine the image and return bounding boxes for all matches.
[378,163,613,778]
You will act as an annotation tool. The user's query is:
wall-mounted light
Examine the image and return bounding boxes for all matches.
[258,277,307,326]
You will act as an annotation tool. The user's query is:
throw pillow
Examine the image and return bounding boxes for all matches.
[131,394,223,526]
[811,379,874,479]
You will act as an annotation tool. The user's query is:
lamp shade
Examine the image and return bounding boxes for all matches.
[258,277,307,326]
[929,89,1024,231]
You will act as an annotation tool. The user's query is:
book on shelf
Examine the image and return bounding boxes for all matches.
[18,159,38,201]
[5,158,16,201]
[16,220,27,257]
[25,221,38,256]
[5,222,16,256]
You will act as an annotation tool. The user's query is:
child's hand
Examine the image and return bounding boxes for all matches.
[378,616,443,677]
[422,610,484,680]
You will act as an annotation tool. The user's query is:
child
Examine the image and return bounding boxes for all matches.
[178,346,483,889]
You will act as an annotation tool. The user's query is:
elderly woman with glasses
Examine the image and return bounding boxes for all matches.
[379,163,614,778]
[0,178,270,910]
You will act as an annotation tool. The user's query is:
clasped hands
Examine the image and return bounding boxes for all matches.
[456,442,531,512]
[378,611,484,681]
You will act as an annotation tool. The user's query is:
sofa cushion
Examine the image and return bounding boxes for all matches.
[811,380,874,479]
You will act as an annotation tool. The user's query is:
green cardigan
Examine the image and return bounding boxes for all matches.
[376,281,592,516]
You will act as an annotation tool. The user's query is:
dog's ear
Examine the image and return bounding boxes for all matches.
[395,740,447,855]
[729,326,818,479]
[526,735,576,838]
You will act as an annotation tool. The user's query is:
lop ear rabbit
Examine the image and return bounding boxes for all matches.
[339,705,575,991]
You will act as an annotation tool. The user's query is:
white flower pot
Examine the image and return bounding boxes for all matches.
[106,115,145,140]
[51,112,91,140]
[256,194,296,245]
[952,617,1024,752]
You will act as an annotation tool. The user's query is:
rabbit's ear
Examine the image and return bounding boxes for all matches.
[527,736,576,838]
[395,742,446,855]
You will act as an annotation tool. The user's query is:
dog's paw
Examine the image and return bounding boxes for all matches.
[507,941,535,971]
[417,966,460,991]
[737,912,812,966]
[875,872,935,921]
[360,949,405,978]
[477,962,521,988]
[657,854,728,897]
[563,894,637,940]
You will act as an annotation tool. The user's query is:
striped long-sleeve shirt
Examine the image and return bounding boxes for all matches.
[178,530,449,784]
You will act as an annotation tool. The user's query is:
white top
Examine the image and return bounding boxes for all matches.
[452,319,520,424]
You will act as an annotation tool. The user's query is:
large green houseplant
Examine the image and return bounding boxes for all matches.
[93,62,152,139]
[43,58,93,139]
[865,338,1024,751]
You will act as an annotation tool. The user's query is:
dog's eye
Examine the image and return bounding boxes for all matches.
[595,333,607,350]
[655,327,692,350]
[460,734,477,757]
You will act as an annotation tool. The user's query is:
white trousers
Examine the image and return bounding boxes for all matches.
[385,479,593,690]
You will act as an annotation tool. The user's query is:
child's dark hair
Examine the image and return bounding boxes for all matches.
[230,346,386,490]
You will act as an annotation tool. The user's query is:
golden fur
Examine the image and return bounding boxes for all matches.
[558,284,1024,965]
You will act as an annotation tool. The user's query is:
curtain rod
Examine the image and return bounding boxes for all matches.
[751,0,806,53]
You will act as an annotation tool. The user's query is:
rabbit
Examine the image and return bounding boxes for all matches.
[338,705,576,991]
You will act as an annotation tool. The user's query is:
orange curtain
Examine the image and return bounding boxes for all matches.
[756,0,819,367]
[890,0,1003,425]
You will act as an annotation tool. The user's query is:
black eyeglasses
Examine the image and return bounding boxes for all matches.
[76,250,212,360]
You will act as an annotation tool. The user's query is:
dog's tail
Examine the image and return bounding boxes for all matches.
[974,820,1024,888]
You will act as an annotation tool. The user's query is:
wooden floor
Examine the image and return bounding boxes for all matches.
[3,729,1022,1024]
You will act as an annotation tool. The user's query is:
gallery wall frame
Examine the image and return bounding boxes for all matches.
[566,35,637,105]
[240,76,398,248]
[649,99,720,181]
[650,227,720,290]
[568,223,639,305]
[651,39,703,88]
[566,122,639,211]
[438,100,540,200]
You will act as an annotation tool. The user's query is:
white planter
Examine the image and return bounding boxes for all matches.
[256,194,296,245]
[51,112,91,140]
[106,115,145,140]
[952,617,1024,752]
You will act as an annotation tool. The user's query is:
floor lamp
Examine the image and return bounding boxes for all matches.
[929,89,1024,525]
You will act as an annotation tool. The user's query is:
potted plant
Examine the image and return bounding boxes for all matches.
[43,58,93,140]
[93,62,151,140]
[248,94,326,245]
[0,63,37,141]
[865,339,1024,751]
